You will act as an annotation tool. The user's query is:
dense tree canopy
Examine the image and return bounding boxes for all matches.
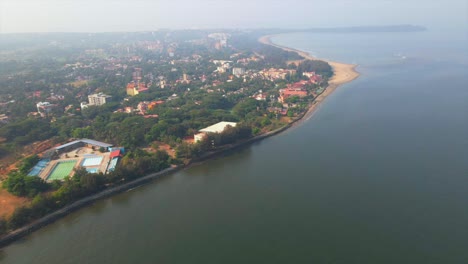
[2,171,50,197]
[297,60,333,78]
[0,119,57,146]
[0,30,334,234]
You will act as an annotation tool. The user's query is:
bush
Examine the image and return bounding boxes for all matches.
[2,171,49,197]
[19,155,40,174]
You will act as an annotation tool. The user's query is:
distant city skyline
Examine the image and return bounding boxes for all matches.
[1,0,466,33]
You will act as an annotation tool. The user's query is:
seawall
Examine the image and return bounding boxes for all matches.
[0,32,359,248]
[0,123,294,248]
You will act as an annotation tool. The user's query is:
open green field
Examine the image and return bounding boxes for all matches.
[46,160,77,181]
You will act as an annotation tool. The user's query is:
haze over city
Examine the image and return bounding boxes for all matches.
[1,0,468,262]
[1,0,466,33]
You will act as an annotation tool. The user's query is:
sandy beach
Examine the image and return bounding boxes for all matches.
[258,35,360,122]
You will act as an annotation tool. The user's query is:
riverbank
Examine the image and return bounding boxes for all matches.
[0,33,360,248]
[0,123,293,248]
[259,34,360,123]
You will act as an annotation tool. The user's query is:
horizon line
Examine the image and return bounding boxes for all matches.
[0,24,427,35]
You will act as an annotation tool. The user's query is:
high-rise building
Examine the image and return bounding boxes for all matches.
[88,93,112,106]
[132,68,143,81]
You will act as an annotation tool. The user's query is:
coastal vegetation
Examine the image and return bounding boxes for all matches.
[0,30,333,236]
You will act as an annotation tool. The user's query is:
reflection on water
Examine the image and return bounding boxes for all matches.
[186,147,253,176]
[1,30,468,263]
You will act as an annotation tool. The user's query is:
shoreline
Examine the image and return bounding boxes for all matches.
[258,34,360,123]
[0,33,360,249]
[0,124,293,249]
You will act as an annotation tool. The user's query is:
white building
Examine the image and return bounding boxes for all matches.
[159,79,166,89]
[194,121,237,142]
[36,102,55,115]
[88,93,112,106]
[232,67,246,77]
[80,102,89,110]
[303,72,316,78]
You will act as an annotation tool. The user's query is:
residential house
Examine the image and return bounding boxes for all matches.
[126,82,149,96]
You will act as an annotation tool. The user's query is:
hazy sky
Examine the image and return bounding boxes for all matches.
[0,0,466,33]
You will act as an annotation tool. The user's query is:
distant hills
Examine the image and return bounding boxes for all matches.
[250,25,427,37]
[299,25,427,33]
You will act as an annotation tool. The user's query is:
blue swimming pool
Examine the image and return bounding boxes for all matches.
[82,156,103,167]
[86,168,99,173]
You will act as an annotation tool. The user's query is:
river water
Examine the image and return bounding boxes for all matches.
[1,29,468,263]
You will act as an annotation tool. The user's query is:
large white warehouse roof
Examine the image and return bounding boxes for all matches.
[199,122,237,133]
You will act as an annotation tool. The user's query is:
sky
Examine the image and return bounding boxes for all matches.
[0,0,466,33]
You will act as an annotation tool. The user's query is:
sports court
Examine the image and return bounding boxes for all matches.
[28,159,50,176]
[46,160,77,181]
[106,158,119,173]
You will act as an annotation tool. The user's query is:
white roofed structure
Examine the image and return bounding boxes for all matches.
[199,122,237,133]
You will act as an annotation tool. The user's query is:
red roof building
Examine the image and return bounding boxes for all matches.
[279,88,308,103]
[126,82,149,96]
[148,100,164,110]
[310,75,323,84]
[110,149,121,158]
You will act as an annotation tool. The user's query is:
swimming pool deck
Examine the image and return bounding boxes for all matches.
[38,149,112,181]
